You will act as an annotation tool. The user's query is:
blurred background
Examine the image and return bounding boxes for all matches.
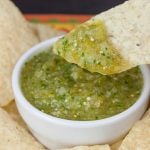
[12,0,126,14]
[12,0,127,32]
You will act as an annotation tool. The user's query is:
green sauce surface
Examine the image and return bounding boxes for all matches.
[21,49,143,121]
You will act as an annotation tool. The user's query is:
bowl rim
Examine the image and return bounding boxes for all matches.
[12,36,150,127]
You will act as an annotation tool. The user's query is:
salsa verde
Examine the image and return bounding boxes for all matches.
[20,49,143,121]
[53,20,130,75]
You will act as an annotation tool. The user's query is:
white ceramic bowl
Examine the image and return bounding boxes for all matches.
[12,36,150,149]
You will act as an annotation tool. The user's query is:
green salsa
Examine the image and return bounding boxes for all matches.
[20,49,143,121]
[53,20,130,75]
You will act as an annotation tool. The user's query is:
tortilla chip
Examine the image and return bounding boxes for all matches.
[53,0,150,74]
[60,145,110,150]
[119,108,150,150]
[29,23,65,41]
[94,0,150,66]
[143,106,150,119]
[111,139,123,150]
[0,0,39,106]
[0,108,45,150]
[3,101,28,131]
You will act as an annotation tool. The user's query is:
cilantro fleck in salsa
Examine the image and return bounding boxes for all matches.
[20,48,143,121]
[53,20,130,75]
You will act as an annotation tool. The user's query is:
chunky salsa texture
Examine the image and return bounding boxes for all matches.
[20,49,143,121]
[53,20,130,75]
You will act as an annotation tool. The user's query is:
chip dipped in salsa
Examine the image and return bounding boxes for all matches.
[20,48,143,121]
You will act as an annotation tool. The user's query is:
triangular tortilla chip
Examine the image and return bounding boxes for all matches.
[53,0,150,75]
[0,108,45,150]
[0,0,39,106]
[119,108,150,150]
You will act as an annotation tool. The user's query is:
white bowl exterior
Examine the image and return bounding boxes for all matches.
[12,37,150,149]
